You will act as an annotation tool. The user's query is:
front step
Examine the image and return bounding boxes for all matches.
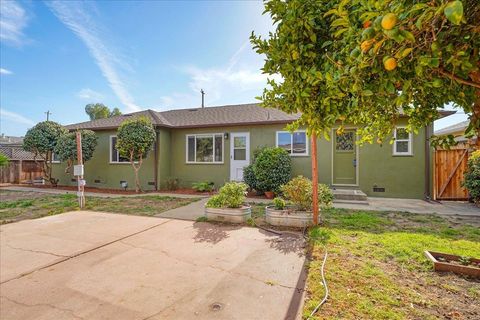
[331,188,368,201]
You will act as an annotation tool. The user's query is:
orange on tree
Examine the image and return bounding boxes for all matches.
[381,13,397,30]
[383,56,397,71]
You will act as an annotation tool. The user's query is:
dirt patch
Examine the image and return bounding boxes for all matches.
[0,190,47,202]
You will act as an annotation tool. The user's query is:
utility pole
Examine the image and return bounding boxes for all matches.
[201,89,205,108]
[45,110,52,121]
[75,132,85,208]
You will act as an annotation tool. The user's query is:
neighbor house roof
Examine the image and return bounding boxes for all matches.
[434,120,469,136]
[64,103,456,131]
[0,145,39,161]
[434,120,475,143]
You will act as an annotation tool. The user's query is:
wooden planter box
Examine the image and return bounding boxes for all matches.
[204,205,251,223]
[424,251,480,278]
[265,206,313,228]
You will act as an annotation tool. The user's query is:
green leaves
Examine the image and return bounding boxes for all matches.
[54,130,98,164]
[116,116,156,162]
[444,1,463,25]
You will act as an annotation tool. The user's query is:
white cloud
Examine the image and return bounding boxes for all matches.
[0,0,29,46]
[0,68,13,75]
[46,1,140,112]
[0,109,35,126]
[159,41,279,109]
[77,88,104,101]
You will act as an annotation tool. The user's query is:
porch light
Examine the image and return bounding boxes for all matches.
[224,133,229,140]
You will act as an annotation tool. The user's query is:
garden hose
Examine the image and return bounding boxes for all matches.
[308,249,329,319]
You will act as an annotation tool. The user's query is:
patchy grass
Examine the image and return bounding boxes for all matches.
[304,208,480,319]
[0,190,198,224]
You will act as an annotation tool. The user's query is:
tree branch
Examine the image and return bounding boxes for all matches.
[438,69,480,89]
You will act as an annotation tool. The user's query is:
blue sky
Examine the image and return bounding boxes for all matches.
[0,0,468,136]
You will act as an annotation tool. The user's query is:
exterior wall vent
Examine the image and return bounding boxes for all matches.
[373,187,385,192]
[94,179,101,183]
[148,181,155,186]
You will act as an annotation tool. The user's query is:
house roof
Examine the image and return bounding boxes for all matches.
[64,103,456,131]
[64,103,299,130]
[0,135,24,144]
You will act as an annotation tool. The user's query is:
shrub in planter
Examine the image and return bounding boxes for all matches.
[463,150,480,205]
[253,147,291,194]
[272,197,286,210]
[206,182,247,208]
[281,176,333,211]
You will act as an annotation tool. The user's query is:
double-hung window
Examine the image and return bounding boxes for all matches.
[110,136,130,163]
[186,134,223,163]
[393,127,412,156]
[276,131,308,156]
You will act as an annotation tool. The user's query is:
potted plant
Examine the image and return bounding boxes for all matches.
[251,147,291,199]
[265,176,333,227]
[204,182,251,223]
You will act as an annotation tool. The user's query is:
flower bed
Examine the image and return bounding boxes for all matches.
[424,251,480,278]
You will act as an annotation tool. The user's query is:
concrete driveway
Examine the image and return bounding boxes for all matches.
[0,211,307,320]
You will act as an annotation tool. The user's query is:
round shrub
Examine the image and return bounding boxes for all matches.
[253,147,291,193]
[206,182,247,208]
[463,150,480,206]
[281,176,333,211]
[243,164,257,191]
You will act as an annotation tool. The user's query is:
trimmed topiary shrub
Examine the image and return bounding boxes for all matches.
[206,182,248,208]
[281,175,333,211]
[253,147,291,193]
[463,150,480,206]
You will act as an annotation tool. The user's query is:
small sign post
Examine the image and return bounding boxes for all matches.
[75,132,85,208]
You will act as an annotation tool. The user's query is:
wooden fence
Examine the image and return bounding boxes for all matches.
[434,148,469,200]
[0,160,44,184]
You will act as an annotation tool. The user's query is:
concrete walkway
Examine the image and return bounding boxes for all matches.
[156,198,209,220]
[246,196,479,216]
[1,211,306,320]
[0,185,206,199]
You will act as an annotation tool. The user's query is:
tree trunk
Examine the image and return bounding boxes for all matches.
[130,151,143,193]
[311,133,319,225]
[469,69,480,149]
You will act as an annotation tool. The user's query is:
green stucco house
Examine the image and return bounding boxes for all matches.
[53,103,450,199]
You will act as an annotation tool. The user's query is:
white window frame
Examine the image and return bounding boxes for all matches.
[275,130,309,156]
[109,135,131,164]
[392,127,413,156]
[185,133,224,164]
[51,152,60,163]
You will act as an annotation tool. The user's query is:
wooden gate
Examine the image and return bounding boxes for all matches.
[434,148,469,200]
[0,160,44,184]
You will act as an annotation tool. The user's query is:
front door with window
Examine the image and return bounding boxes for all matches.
[230,132,250,181]
[333,130,357,185]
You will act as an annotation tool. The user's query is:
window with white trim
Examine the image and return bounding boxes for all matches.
[393,127,412,155]
[110,136,129,163]
[186,134,223,163]
[276,131,308,156]
[52,153,60,163]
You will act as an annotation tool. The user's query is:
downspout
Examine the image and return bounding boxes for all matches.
[424,124,433,200]
[154,129,160,191]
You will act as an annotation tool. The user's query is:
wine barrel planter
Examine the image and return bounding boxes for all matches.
[424,251,480,278]
[204,205,252,223]
[265,206,313,228]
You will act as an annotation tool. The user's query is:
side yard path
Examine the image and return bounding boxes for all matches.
[0,189,199,224]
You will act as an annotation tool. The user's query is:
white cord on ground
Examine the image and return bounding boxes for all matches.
[308,249,329,319]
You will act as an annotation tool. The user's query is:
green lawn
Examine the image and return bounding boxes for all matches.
[304,208,480,319]
[0,190,198,224]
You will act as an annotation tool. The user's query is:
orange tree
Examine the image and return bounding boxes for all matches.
[251,0,479,223]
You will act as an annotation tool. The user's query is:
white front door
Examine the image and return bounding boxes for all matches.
[230,132,250,181]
